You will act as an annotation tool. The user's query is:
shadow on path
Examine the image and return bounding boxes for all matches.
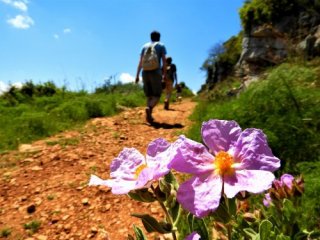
[146,121,184,129]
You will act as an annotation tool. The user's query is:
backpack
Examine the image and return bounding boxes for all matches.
[166,64,175,82]
[141,43,159,71]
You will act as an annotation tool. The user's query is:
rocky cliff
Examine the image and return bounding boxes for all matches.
[237,9,320,76]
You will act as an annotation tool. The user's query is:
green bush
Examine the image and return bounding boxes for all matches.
[0,85,146,152]
[239,0,311,30]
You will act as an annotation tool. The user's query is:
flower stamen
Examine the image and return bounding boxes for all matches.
[135,164,147,178]
[214,151,235,176]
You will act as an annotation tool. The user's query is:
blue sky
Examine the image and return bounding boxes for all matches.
[0,0,245,94]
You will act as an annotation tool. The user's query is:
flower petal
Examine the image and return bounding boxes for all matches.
[233,129,280,171]
[88,175,111,187]
[201,119,242,155]
[88,175,136,194]
[136,167,155,189]
[177,174,222,218]
[146,138,172,178]
[224,170,275,198]
[147,138,170,157]
[280,174,294,189]
[185,232,201,240]
[168,136,214,175]
[263,193,272,207]
[107,178,137,194]
[110,148,145,179]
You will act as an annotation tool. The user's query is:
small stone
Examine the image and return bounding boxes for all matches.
[34,187,41,194]
[150,207,158,214]
[27,204,36,214]
[91,227,98,234]
[21,196,28,201]
[82,198,89,206]
[62,215,70,221]
[31,166,43,171]
[34,234,48,240]
[63,224,71,233]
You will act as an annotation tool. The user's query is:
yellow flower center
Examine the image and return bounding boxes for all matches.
[135,164,147,178]
[214,151,235,176]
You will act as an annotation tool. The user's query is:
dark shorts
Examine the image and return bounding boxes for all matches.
[142,70,162,97]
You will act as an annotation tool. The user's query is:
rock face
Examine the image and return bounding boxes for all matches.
[237,10,320,75]
[238,25,288,74]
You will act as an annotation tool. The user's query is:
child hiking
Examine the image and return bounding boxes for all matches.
[164,57,178,110]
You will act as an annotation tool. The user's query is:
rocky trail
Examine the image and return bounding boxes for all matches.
[0,99,197,240]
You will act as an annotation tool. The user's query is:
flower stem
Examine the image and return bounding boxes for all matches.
[151,185,177,240]
[226,223,232,240]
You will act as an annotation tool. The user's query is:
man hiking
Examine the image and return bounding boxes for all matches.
[164,56,178,110]
[135,31,167,123]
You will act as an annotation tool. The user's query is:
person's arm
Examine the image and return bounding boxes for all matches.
[135,55,143,84]
[162,53,167,81]
[173,65,178,85]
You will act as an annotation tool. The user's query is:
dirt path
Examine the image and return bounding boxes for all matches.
[0,99,197,240]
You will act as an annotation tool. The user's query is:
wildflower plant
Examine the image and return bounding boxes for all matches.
[88,119,315,240]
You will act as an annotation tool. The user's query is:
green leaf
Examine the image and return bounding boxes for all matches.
[128,189,156,203]
[163,171,179,189]
[131,214,172,234]
[275,233,291,240]
[244,228,258,239]
[282,199,295,221]
[169,201,181,224]
[259,220,273,240]
[187,213,209,240]
[227,197,237,216]
[132,225,147,240]
[210,200,231,224]
[159,178,172,195]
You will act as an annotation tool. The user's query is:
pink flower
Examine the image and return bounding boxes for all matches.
[263,193,272,207]
[168,119,280,217]
[185,232,201,240]
[89,138,172,194]
[273,174,294,190]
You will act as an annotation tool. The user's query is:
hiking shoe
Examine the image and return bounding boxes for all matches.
[145,107,153,123]
[164,101,169,110]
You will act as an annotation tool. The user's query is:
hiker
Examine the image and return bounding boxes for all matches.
[176,83,182,102]
[164,57,178,110]
[135,31,167,123]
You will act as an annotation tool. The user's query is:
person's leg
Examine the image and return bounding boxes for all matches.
[164,80,173,110]
[142,71,154,122]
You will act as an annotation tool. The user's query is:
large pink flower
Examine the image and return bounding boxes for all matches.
[168,119,280,217]
[89,138,172,194]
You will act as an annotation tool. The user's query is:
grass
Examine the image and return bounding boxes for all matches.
[23,220,41,234]
[0,227,11,237]
[0,84,146,152]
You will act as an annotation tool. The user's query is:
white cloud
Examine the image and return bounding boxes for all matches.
[119,73,135,84]
[12,82,23,89]
[53,34,59,39]
[1,0,28,11]
[13,1,27,11]
[63,28,71,34]
[7,14,34,29]
[0,81,9,95]
[0,81,23,95]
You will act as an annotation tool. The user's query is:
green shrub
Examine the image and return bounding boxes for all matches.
[0,84,146,152]
[50,101,89,122]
